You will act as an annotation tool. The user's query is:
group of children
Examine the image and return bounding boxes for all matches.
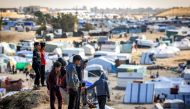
[32,41,110,109]
[46,56,111,109]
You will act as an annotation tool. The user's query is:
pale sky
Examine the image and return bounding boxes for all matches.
[0,0,190,9]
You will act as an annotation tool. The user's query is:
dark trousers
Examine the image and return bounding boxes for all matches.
[40,65,45,85]
[33,65,40,86]
[68,88,79,109]
[76,87,81,109]
[50,87,62,109]
[97,96,107,109]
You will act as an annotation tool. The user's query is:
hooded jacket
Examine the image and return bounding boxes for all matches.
[87,74,110,98]
[66,63,80,90]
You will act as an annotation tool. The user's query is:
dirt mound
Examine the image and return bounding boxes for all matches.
[0,90,49,109]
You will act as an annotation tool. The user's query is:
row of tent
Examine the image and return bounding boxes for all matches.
[123,77,190,105]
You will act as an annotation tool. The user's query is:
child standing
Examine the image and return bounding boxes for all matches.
[47,62,62,109]
[86,73,111,109]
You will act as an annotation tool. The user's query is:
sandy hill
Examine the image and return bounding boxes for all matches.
[155,7,190,17]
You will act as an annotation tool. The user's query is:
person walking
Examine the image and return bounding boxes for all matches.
[66,55,82,109]
[32,42,41,90]
[47,62,62,109]
[86,73,111,109]
[40,42,46,86]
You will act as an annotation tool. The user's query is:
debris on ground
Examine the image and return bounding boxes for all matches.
[0,90,49,109]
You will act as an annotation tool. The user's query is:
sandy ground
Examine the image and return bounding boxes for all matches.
[0,68,179,109]
[0,31,190,108]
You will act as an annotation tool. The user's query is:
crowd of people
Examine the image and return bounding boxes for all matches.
[32,42,111,109]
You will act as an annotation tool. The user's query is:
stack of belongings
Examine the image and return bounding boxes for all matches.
[1,77,24,91]
[147,77,190,105]
[163,99,184,109]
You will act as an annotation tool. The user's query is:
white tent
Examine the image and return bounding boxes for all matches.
[140,52,155,65]
[146,77,186,96]
[136,39,158,48]
[173,38,190,50]
[147,44,180,58]
[117,64,146,87]
[84,64,107,83]
[87,57,116,73]
[0,42,15,55]
[83,44,95,55]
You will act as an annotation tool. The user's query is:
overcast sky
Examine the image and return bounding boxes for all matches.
[0,0,190,9]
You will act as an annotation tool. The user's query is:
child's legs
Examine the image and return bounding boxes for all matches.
[55,88,62,109]
[50,88,56,109]
[97,96,107,109]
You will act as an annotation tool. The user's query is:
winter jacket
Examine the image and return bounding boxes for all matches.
[87,74,110,98]
[66,63,80,90]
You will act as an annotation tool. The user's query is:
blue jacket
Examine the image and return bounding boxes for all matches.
[66,63,79,90]
[87,74,110,98]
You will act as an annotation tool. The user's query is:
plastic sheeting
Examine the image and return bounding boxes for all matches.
[87,57,116,73]
[140,52,154,65]
[124,83,154,104]
[147,44,180,58]
[0,42,15,55]
[83,44,95,55]
[136,39,158,48]
[173,38,190,50]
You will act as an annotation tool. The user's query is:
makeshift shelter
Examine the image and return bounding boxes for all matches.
[136,39,158,48]
[84,64,107,83]
[163,99,184,109]
[0,42,15,55]
[181,68,190,83]
[45,42,62,57]
[140,52,155,65]
[16,50,33,58]
[172,38,190,50]
[83,44,95,55]
[120,41,133,53]
[0,58,8,73]
[124,83,154,104]
[87,57,116,73]
[147,44,180,58]
[94,51,115,58]
[100,42,120,53]
[117,64,146,88]
[146,77,187,101]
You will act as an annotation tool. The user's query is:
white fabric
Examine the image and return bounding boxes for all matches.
[85,64,104,71]
[147,44,180,58]
[173,38,190,50]
[87,57,115,73]
[137,39,158,47]
[0,42,15,55]
[83,44,95,55]
[140,52,154,65]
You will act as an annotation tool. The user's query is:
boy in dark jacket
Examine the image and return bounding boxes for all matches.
[47,62,62,109]
[66,55,81,109]
[32,42,41,89]
[87,73,110,109]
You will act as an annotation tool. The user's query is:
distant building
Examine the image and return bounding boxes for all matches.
[0,8,18,13]
[23,6,49,14]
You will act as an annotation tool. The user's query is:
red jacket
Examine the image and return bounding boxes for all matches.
[47,70,59,90]
[40,50,46,65]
